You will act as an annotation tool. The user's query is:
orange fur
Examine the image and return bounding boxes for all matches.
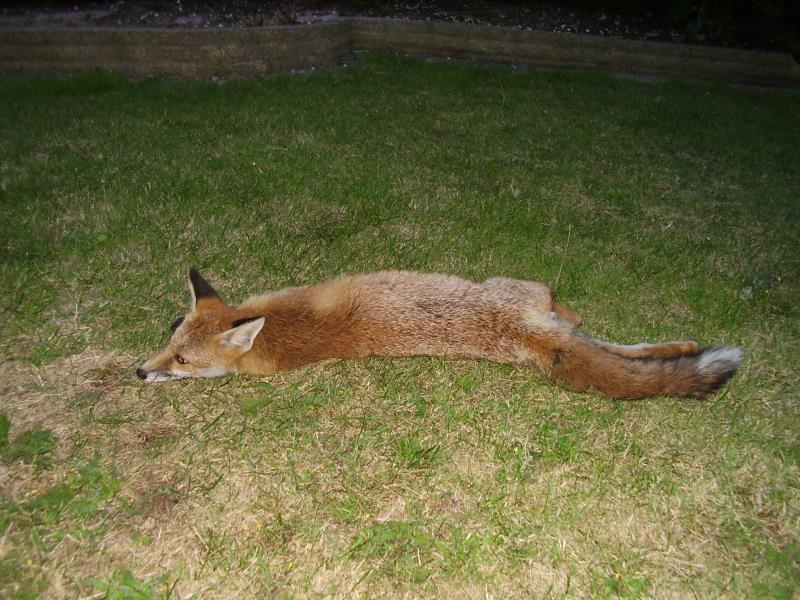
[137,269,742,399]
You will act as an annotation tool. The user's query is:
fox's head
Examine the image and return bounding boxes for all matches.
[136,268,265,382]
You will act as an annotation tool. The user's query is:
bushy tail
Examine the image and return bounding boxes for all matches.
[547,334,742,399]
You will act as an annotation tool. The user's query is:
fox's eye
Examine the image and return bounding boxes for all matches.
[175,354,188,365]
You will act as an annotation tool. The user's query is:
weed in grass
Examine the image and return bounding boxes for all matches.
[593,568,649,599]
[240,395,271,414]
[751,582,794,600]
[751,541,800,598]
[534,416,584,464]
[0,413,9,450]
[407,392,427,417]
[495,439,537,484]
[0,456,122,595]
[350,520,437,582]
[0,552,45,600]
[393,435,441,470]
[328,493,366,524]
[257,513,296,550]
[2,424,57,466]
[85,569,170,600]
[19,458,119,525]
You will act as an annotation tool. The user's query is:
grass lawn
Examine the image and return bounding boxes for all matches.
[0,53,798,598]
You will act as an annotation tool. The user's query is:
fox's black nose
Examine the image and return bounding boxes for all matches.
[136,367,147,380]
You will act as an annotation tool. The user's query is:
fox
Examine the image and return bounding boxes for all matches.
[136,268,742,399]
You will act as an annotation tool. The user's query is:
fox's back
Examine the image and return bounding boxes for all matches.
[327,271,556,362]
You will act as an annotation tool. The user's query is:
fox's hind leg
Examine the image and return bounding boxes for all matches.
[600,340,700,359]
[551,302,583,329]
[482,277,583,330]
[547,290,697,357]
[545,290,697,358]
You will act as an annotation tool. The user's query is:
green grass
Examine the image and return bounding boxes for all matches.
[0,53,798,597]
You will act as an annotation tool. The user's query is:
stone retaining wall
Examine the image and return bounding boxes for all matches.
[350,19,800,87]
[0,20,350,78]
[1,17,798,86]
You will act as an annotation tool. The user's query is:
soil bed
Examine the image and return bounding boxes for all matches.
[2,0,796,54]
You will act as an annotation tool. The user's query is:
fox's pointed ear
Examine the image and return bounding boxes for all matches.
[219,317,265,352]
[188,267,221,311]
